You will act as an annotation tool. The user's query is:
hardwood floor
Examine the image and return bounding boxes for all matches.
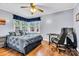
[0,41,78,56]
[27,41,64,56]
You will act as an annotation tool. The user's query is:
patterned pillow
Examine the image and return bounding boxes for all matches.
[9,32,16,36]
[19,30,27,35]
[15,31,21,36]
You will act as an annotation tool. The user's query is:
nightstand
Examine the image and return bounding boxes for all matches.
[0,36,6,48]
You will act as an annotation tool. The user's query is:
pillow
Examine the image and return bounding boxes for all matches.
[15,30,21,36]
[19,30,27,35]
[9,32,16,36]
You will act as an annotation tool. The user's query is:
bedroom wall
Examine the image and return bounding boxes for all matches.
[41,9,74,41]
[73,4,79,51]
[0,8,74,42]
[0,9,13,36]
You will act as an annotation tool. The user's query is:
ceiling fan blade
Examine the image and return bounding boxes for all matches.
[30,3,36,7]
[21,6,29,8]
[36,8,44,12]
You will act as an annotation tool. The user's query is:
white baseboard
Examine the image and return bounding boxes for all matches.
[77,48,79,52]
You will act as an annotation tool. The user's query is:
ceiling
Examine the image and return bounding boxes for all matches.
[0,3,76,18]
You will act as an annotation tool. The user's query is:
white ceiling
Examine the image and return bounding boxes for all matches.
[0,3,76,18]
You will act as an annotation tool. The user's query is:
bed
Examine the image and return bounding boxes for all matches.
[6,33,43,55]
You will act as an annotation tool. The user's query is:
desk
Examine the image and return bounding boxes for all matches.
[47,33,59,45]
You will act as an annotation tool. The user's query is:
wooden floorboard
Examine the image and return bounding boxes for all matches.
[0,41,78,56]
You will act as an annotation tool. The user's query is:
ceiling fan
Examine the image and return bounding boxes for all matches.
[21,3,44,14]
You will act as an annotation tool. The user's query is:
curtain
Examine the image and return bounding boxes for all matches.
[13,15,41,22]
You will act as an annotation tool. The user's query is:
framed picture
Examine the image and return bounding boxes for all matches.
[76,13,79,21]
[0,18,6,25]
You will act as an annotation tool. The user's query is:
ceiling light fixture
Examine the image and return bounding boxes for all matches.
[21,3,44,15]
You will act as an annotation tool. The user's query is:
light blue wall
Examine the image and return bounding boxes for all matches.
[0,9,74,40]
[0,10,13,36]
[41,9,74,41]
[73,4,79,51]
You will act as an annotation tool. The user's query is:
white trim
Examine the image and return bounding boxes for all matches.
[77,48,79,52]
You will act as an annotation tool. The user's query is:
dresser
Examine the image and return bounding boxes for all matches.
[0,36,6,48]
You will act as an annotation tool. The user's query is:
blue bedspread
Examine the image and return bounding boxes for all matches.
[7,34,43,54]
